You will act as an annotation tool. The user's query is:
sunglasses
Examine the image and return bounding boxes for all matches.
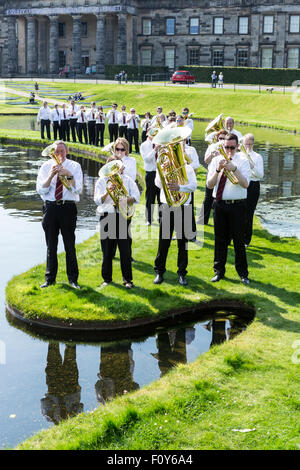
[115,147,126,152]
[224,145,237,150]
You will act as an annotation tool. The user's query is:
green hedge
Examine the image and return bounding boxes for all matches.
[178,65,300,86]
[105,65,169,81]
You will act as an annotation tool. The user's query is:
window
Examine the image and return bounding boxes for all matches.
[81,22,88,37]
[287,48,299,68]
[142,19,151,35]
[263,16,274,34]
[237,49,248,67]
[190,18,199,35]
[58,50,66,68]
[58,22,65,38]
[141,49,152,66]
[166,18,175,35]
[290,15,300,33]
[261,48,273,68]
[214,17,224,35]
[239,17,249,35]
[212,49,224,66]
[165,48,175,69]
[188,48,200,65]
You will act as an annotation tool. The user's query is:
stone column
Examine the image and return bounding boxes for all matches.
[7,16,18,75]
[131,16,138,66]
[72,15,82,75]
[117,14,127,65]
[26,16,38,75]
[38,17,48,74]
[96,15,105,75]
[275,13,286,68]
[49,16,59,75]
[249,14,260,67]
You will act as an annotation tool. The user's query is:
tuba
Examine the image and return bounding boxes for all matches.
[217,144,239,185]
[205,113,225,143]
[41,142,72,190]
[152,126,192,207]
[99,160,135,219]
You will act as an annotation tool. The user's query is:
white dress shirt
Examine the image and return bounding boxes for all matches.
[230,128,243,142]
[184,144,200,171]
[86,108,97,121]
[68,103,80,119]
[127,114,140,130]
[37,106,51,122]
[155,163,197,205]
[119,112,129,127]
[121,155,137,181]
[184,118,194,134]
[61,108,70,120]
[106,109,120,124]
[51,108,61,123]
[94,173,140,215]
[76,110,87,123]
[96,111,106,124]
[140,138,157,172]
[141,118,151,132]
[207,152,251,200]
[248,150,264,181]
[36,158,83,202]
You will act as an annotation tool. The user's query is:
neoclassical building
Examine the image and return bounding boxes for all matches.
[1,0,300,76]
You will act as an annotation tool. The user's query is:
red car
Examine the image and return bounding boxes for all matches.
[171,70,195,84]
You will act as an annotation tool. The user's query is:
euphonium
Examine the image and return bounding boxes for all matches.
[99,160,135,219]
[41,142,72,190]
[217,144,239,185]
[152,126,192,207]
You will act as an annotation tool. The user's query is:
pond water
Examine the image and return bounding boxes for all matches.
[0,123,299,448]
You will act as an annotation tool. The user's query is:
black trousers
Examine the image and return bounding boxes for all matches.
[77,122,88,144]
[41,119,51,139]
[42,201,79,283]
[88,121,96,145]
[69,119,78,142]
[201,185,214,225]
[145,171,161,224]
[141,130,147,143]
[127,128,139,153]
[60,120,70,141]
[108,123,119,142]
[52,121,61,141]
[213,199,248,278]
[118,125,128,139]
[154,204,194,277]
[245,181,260,245]
[95,123,105,147]
[100,212,132,283]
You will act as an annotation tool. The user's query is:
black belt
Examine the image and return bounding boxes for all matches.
[217,199,246,205]
[45,200,76,206]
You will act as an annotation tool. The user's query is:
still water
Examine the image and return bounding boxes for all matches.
[0,130,299,448]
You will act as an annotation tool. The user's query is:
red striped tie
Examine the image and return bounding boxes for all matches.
[216,172,227,201]
[55,175,63,201]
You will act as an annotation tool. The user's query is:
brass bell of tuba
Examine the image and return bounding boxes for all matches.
[99,159,135,219]
[152,126,192,207]
[205,113,225,143]
[41,142,72,190]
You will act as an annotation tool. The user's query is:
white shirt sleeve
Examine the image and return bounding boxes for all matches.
[251,152,264,180]
[179,164,197,193]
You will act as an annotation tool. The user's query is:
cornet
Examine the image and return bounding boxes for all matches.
[41,143,72,190]
[217,144,239,185]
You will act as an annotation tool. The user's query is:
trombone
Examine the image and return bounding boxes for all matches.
[239,142,255,167]
[41,142,72,190]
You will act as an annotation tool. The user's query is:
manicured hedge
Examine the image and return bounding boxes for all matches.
[178,65,300,86]
[105,65,169,81]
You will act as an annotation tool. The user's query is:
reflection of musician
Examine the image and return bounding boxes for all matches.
[41,342,83,425]
[153,162,197,286]
[127,108,140,154]
[95,343,139,404]
[94,150,140,289]
[95,106,106,147]
[207,133,251,284]
[242,133,264,247]
[152,329,187,377]
[118,105,129,139]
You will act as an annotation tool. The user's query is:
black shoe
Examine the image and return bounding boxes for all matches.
[241,277,250,285]
[154,274,164,284]
[40,281,55,288]
[69,281,81,289]
[210,274,224,282]
[178,275,188,286]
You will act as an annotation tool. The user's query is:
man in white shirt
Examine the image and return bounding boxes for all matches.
[140,129,161,225]
[51,104,62,141]
[94,155,140,289]
[182,107,194,145]
[37,101,52,140]
[60,103,70,142]
[154,163,197,286]
[106,103,120,142]
[141,112,151,143]
[184,141,200,241]
[76,106,88,144]
[68,100,80,143]
[207,133,251,284]
[118,105,129,139]
[114,137,137,181]
[127,108,140,154]
[242,133,264,246]
[95,106,106,147]
[224,117,243,142]
[87,102,97,145]
[36,141,83,289]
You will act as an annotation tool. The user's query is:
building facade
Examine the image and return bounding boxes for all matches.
[1,0,300,76]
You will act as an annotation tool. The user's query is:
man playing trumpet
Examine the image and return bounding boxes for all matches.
[36,141,83,289]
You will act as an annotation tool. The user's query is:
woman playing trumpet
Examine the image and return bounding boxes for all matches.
[94,150,140,289]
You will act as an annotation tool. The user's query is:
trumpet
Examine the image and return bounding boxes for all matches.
[41,143,72,190]
[99,159,135,219]
[217,144,239,185]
